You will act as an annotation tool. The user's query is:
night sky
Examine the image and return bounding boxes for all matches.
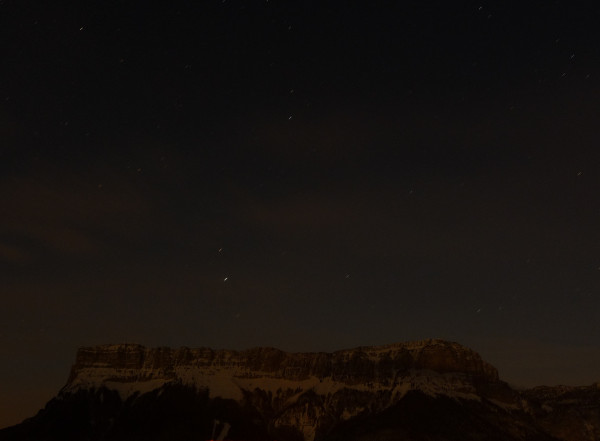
[2,0,600,428]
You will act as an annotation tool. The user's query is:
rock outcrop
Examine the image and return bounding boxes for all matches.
[58,339,507,440]
[65,338,499,391]
[1,339,597,441]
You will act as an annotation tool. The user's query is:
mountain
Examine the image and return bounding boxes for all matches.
[0,339,597,441]
[522,383,600,441]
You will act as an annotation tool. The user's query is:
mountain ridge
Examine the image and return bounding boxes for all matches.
[66,338,499,384]
[2,339,598,441]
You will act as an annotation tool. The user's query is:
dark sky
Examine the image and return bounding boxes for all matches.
[2,0,600,428]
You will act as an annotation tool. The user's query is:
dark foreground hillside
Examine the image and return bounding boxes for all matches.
[0,385,561,441]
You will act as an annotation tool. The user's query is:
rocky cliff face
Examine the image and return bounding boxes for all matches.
[66,338,499,389]
[2,339,597,441]
[57,339,508,440]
